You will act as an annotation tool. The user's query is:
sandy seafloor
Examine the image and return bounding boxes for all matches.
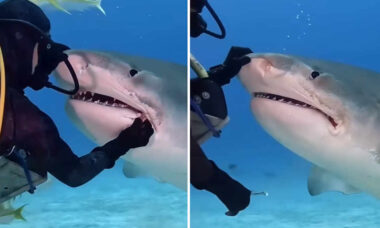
[191,0,380,227]
[10,161,187,228]
[191,140,380,228]
[0,0,187,227]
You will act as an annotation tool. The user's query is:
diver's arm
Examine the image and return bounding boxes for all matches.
[47,143,114,187]
[8,89,154,188]
[46,119,153,187]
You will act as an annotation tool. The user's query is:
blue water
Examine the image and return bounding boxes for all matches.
[6,0,187,227]
[191,0,380,227]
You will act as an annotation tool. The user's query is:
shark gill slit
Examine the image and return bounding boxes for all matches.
[253,92,338,128]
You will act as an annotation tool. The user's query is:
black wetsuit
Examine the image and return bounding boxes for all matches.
[191,137,251,215]
[0,88,114,187]
[190,77,251,215]
[190,47,254,215]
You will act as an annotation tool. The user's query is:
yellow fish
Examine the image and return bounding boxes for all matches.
[0,201,26,224]
[29,0,105,15]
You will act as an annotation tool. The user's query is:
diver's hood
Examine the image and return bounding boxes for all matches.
[0,157,46,204]
[0,0,50,36]
[0,0,79,95]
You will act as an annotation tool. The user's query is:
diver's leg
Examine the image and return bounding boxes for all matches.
[190,136,214,183]
[191,137,251,216]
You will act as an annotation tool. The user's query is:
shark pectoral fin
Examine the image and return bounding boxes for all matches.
[122,161,147,178]
[307,166,360,196]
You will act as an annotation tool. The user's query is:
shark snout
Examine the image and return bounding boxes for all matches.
[250,57,273,76]
[238,57,272,93]
[55,51,106,92]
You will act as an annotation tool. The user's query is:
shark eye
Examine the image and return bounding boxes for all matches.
[310,71,320,79]
[130,69,138,77]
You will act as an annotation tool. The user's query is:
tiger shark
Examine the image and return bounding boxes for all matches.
[54,50,187,190]
[238,53,380,198]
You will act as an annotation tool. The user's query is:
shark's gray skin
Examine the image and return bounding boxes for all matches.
[54,50,187,190]
[238,53,380,197]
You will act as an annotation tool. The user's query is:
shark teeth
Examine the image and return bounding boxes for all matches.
[71,91,141,113]
[254,92,313,109]
[253,92,338,128]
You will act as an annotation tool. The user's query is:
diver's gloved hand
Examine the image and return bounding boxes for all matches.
[113,119,154,149]
[30,37,70,90]
[94,119,154,168]
[208,46,253,86]
[194,160,252,216]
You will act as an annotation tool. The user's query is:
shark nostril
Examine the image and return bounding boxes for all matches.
[80,64,89,72]
[257,58,273,75]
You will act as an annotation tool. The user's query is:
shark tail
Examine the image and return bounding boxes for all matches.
[47,0,71,14]
[13,205,27,221]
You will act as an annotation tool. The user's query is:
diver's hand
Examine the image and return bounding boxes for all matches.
[94,119,154,168]
[208,46,253,86]
[102,119,153,154]
[117,119,154,149]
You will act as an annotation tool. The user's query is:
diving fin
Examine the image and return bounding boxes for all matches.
[307,165,360,196]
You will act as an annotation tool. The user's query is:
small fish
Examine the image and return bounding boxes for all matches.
[0,202,26,224]
[29,0,105,15]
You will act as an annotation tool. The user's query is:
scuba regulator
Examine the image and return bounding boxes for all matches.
[30,28,79,95]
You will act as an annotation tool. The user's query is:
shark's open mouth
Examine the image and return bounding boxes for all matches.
[71,91,142,114]
[254,92,338,128]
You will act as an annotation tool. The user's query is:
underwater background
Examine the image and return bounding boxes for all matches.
[5,0,187,227]
[191,0,380,227]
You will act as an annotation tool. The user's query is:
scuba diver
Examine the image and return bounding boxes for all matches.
[0,0,154,203]
[190,0,267,216]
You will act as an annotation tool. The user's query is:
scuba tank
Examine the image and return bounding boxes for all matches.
[0,46,46,204]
